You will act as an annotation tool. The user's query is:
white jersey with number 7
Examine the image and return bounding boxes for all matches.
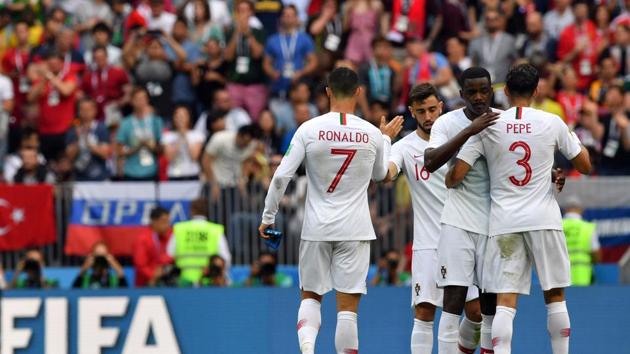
[262,112,391,241]
[457,107,582,237]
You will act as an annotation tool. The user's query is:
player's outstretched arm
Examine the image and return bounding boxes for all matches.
[424,111,499,172]
[570,145,592,175]
[373,116,404,181]
[445,159,472,188]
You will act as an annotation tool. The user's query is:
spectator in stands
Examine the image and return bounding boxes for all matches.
[263,5,317,98]
[308,0,343,71]
[387,0,432,44]
[2,20,31,152]
[202,124,258,201]
[343,0,382,66]
[589,55,621,104]
[371,249,411,286]
[0,69,13,166]
[168,198,232,285]
[280,102,310,153]
[3,128,43,182]
[225,0,268,122]
[134,207,173,287]
[162,105,205,180]
[584,85,630,175]
[557,0,605,91]
[200,255,229,286]
[11,249,56,289]
[54,27,87,76]
[73,241,128,289]
[245,251,293,287]
[445,37,471,80]
[543,0,574,40]
[73,0,114,51]
[193,38,227,111]
[111,0,132,47]
[116,86,163,181]
[562,196,601,286]
[532,77,566,121]
[31,8,66,61]
[84,22,123,67]
[184,0,225,47]
[609,24,630,78]
[557,66,586,128]
[12,147,55,184]
[359,37,399,112]
[469,8,516,84]
[65,98,111,181]
[270,80,318,135]
[147,0,176,34]
[519,11,553,61]
[180,0,232,32]
[258,110,282,156]
[195,89,252,133]
[81,45,131,122]
[170,16,202,114]
[27,50,79,162]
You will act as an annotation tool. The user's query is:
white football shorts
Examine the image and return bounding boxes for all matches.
[436,224,488,288]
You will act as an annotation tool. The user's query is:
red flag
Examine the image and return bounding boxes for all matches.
[0,184,56,250]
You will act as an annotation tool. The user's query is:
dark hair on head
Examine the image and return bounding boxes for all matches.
[381,248,399,258]
[370,99,389,109]
[92,44,108,55]
[289,79,310,94]
[173,104,192,116]
[175,16,188,26]
[283,4,298,14]
[46,6,66,20]
[193,0,212,22]
[606,83,624,96]
[92,21,112,35]
[258,251,278,261]
[190,198,209,217]
[371,36,390,48]
[150,206,169,220]
[506,63,540,98]
[77,96,97,108]
[458,67,491,87]
[14,18,30,28]
[408,83,440,106]
[327,67,359,99]
[20,126,39,141]
[573,0,589,7]
[131,85,150,98]
[237,123,261,139]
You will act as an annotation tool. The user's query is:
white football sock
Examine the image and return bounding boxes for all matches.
[297,299,321,354]
[491,306,516,354]
[547,301,570,354]
[335,311,358,354]
[438,311,460,354]
[411,318,434,354]
[458,316,480,353]
[480,314,495,353]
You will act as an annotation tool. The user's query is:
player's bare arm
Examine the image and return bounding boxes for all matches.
[424,111,499,172]
[444,159,472,188]
[570,144,592,175]
[380,115,404,140]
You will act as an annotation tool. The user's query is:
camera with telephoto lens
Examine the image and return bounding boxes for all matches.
[93,255,108,270]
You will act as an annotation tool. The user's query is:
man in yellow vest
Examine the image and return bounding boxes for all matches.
[562,197,601,286]
[167,198,232,285]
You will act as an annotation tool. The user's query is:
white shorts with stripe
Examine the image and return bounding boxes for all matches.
[436,224,488,288]
[299,240,370,295]
[482,230,571,295]
[411,249,479,307]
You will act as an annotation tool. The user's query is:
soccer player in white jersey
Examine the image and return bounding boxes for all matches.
[382,83,482,354]
[446,64,592,354]
[424,67,500,354]
[258,67,403,354]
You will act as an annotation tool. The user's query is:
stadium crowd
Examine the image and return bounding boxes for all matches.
[0,0,625,288]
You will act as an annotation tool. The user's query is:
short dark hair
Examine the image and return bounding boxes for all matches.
[458,67,491,87]
[258,251,277,262]
[92,44,108,55]
[327,67,359,99]
[190,198,208,217]
[506,64,539,98]
[371,36,390,48]
[408,83,440,105]
[237,123,260,139]
[92,21,112,36]
[150,207,169,220]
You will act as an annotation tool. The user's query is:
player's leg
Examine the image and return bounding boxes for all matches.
[297,241,333,354]
[436,225,477,354]
[411,249,440,354]
[460,289,482,354]
[527,230,572,354]
[478,292,497,353]
[331,241,370,354]
[483,233,532,354]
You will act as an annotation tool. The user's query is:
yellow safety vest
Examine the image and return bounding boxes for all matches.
[562,218,596,286]
[173,219,223,284]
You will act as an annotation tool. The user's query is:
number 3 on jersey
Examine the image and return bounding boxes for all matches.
[509,141,532,186]
[327,148,357,193]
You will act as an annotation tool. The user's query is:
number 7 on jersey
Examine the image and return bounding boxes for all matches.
[327,148,357,193]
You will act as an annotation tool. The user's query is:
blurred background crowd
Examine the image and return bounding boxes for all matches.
[0,0,629,289]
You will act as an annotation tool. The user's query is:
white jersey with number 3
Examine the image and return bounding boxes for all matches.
[262,112,390,241]
[457,107,582,236]
[390,132,447,250]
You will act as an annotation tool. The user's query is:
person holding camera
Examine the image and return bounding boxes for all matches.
[199,255,229,287]
[245,251,292,287]
[11,249,57,289]
[73,241,128,289]
[371,249,410,286]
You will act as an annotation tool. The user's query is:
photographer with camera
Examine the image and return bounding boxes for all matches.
[199,255,229,287]
[245,251,292,287]
[73,241,128,289]
[371,249,411,286]
[11,249,57,289]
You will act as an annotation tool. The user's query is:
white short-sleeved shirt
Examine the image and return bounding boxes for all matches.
[162,130,206,178]
[457,107,582,236]
[390,132,447,250]
[204,130,257,187]
[262,112,390,241]
[0,74,15,102]
[427,108,501,235]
